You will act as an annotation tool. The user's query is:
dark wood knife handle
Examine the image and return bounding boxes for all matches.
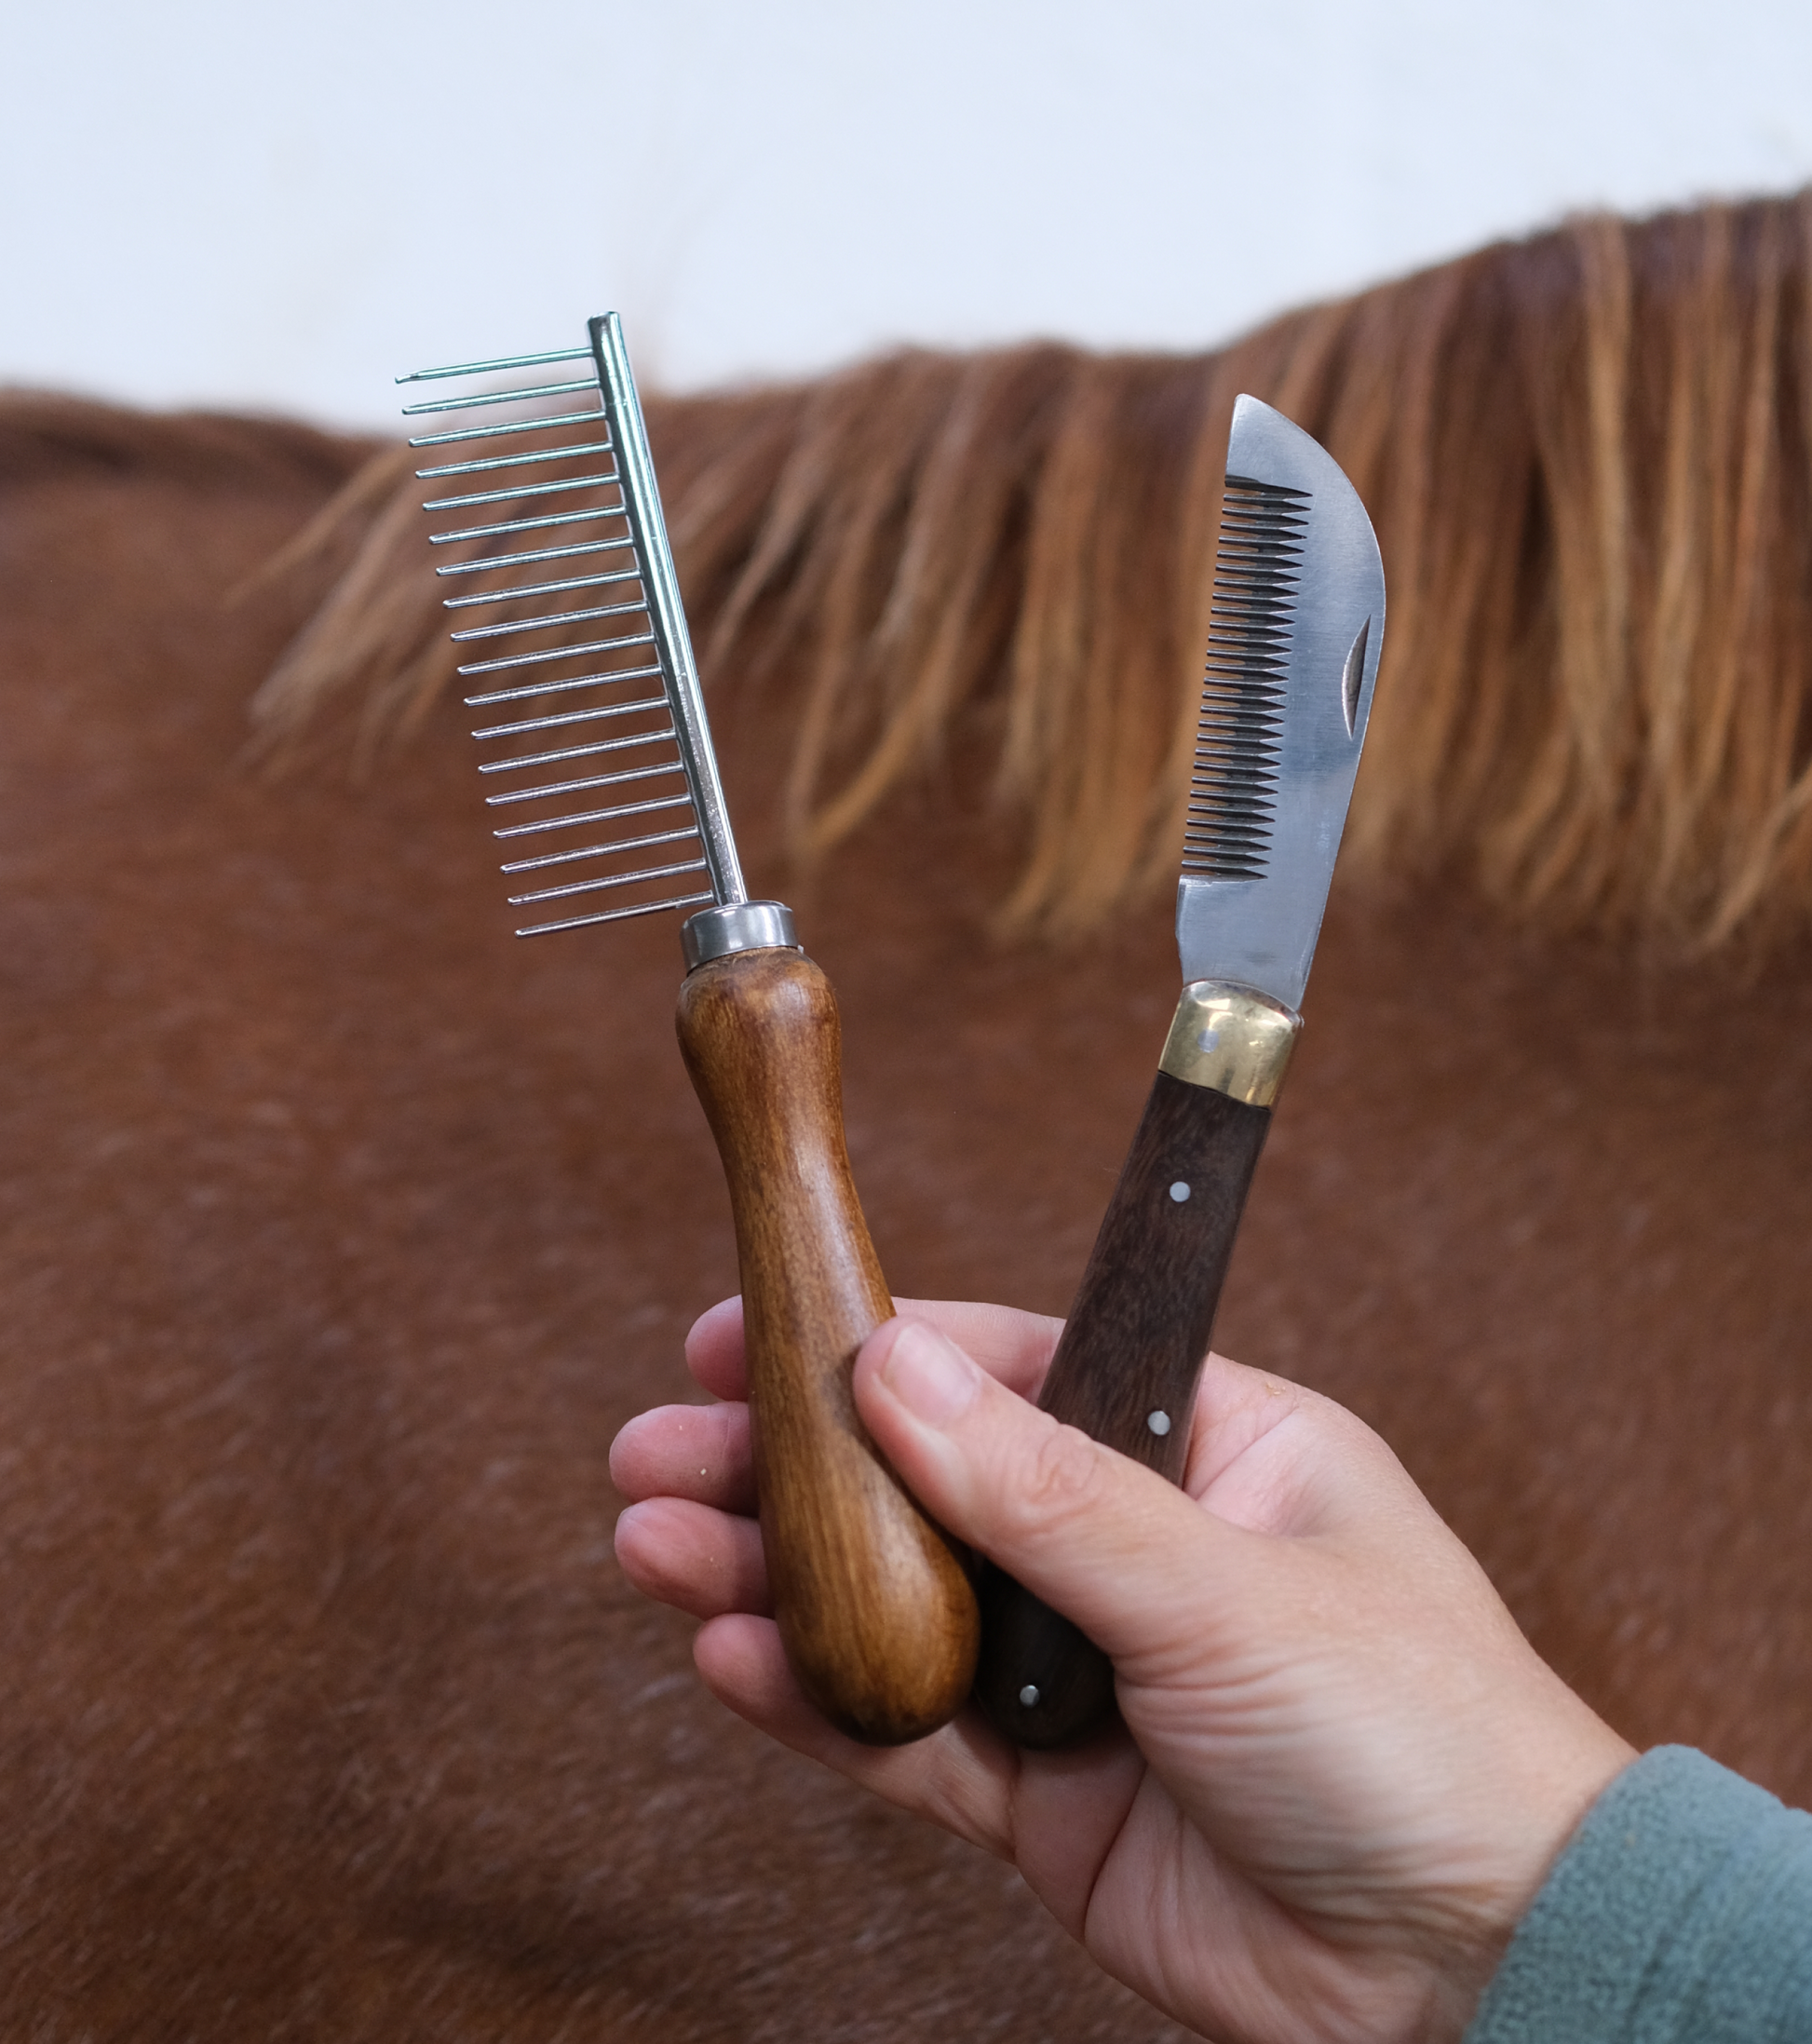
[972,1069,1273,1748]
[676,946,979,1746]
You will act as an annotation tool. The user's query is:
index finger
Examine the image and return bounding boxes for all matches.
[683,1295,1065,1403]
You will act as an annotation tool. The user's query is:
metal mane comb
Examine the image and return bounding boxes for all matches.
[403,315,749,950]
[400,316,979,1746]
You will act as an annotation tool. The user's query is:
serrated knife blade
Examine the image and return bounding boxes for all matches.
[1177,395,1385,1008]
[972,397,1386,1748]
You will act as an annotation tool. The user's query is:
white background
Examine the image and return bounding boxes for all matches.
[4,1,1810,429]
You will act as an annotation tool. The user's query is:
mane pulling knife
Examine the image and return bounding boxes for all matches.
[972,395,1386,1747]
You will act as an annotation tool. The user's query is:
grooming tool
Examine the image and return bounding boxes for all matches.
[401,315,978,1745]
[972,396,1386,1748]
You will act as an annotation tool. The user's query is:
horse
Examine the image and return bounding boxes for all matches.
[3,185,1808,2037]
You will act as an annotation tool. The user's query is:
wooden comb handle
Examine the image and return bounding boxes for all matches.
[675,946,979,1745]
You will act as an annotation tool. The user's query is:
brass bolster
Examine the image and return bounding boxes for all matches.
[1157,981,1301,1107]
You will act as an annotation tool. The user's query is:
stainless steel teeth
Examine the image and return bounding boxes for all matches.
[476,725,680,776]
[401,375,600,415]
[460,660,666,709]
[454,629,658,679]
[434,535,636,577]
[490,784,694,841]
[422,470,623,512]
[504,887,716,936]
[407,314,749,937]
[1180,477,1307,883]
[408,406,605,449]
[469,696,669,742]
[500,820,700,875]
[481,738,683,805]
[404,345,592,381]
[507,852,710,907]
[413,438,615,480]
[429,501,628,546]
[441,566,642,608]
[449,597,649,643]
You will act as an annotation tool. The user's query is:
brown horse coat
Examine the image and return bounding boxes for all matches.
[3,189,1809,2037]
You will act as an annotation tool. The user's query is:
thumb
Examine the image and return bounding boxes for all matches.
[854,1317,1253,1672]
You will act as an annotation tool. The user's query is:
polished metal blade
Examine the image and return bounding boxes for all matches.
[1174,395,1385,1010]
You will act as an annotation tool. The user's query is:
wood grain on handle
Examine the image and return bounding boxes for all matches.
[971,1071,1273,1748]
[675,947,978,1746]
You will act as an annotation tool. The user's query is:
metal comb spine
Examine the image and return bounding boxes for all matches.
[586,314,747,912]
[401,335,720,938]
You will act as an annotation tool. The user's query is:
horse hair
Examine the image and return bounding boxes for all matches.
[240,189,1812,955]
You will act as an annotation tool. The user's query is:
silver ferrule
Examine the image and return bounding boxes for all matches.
[681,900,801,972]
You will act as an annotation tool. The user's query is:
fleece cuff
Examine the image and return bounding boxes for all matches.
[1465,1744,1812,2043]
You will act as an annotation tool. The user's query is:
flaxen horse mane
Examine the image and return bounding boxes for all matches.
[255,187,1812,954]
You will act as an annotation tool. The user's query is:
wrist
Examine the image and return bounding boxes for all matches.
[1419,1714,1640,2041]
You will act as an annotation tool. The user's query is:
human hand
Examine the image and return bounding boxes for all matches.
[611,1301,1634,2044]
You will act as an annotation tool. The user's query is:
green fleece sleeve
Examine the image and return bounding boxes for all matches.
[1465,1745,1812,2042]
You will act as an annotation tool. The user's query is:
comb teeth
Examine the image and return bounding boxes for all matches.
[1183,475,1310,882]
[402,320,735,937]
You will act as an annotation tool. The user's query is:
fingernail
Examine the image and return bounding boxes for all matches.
[880,1321,979,1428]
